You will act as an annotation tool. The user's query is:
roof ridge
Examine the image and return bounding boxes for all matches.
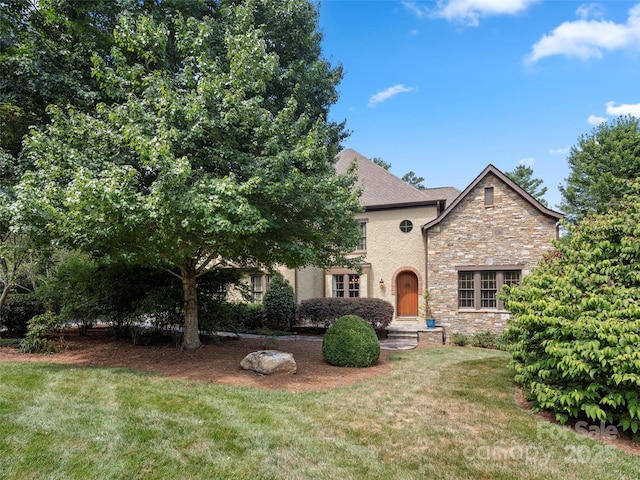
[335,149,460,209]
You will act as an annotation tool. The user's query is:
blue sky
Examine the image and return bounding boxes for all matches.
[317,0,640,209]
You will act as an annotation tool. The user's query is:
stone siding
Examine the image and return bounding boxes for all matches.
[426,173,559,335]
[418,328,444,347]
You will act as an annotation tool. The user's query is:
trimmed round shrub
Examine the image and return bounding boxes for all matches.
[322,315,380,367]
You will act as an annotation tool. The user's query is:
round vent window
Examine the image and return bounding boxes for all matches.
[399,220,413,233]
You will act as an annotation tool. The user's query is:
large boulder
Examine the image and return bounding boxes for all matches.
[240,350,297,375]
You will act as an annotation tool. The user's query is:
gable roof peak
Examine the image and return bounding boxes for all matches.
[423,163,563,231]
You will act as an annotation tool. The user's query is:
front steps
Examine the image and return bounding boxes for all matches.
[387,322,445,347]
[386,328,419,342]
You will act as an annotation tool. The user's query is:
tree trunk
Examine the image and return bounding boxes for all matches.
[0,282,9,318]
[0,258,10,316]
[181,266,202,350]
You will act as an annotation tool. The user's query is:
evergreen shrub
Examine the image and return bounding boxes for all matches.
[262,276,295,331]
[322,315,380,367]
[19,312,64,353]
[199,302,264,333]
[450,332,469,347]
[471,332,499,349]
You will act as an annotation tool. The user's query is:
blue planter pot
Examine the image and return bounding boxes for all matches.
[426,319,436,328]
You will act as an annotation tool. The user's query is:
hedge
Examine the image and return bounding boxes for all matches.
[198,302,265,334]
[296,297,393,332]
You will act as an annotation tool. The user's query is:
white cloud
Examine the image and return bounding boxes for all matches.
[576,3,607,20]
[402,1,428,19]
[518,157,535,167]
[436,0,537,26]
[605,100,640,117]
[526,3,640,64]
[588,114,607,125]
[549,147,570,155]
[403,0,537,26]
[368,84,415,107]
[585,100,640,126]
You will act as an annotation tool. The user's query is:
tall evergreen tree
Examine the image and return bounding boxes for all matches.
[505,164,548,207]
[371,157,392,170]
[401,171,426,190]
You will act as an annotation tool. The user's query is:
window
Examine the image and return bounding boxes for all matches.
[332,274,360,298]
[457,269,521,310]
[214,283,228,301]
[484,187,494,207]
[332,274,345,297]
[357,221,367,251]
[348,274,360,298]
[399,220,413,233]
[480,272,497,308]
[504,271,521,287]
[250,274,272,303]
[458,272,475,308]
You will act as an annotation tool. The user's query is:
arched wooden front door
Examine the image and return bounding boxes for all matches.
[396,271,418,316]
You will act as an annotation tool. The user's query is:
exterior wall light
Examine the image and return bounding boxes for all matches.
[379,278,385,288]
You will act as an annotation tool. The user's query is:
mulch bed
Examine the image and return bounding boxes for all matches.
[0,326,393,392]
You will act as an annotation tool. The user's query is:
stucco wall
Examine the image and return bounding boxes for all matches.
[294,266,325,300]
[334,206,438,319]
[426,173,559,335]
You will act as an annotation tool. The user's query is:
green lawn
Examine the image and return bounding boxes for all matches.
[0,347,637,479]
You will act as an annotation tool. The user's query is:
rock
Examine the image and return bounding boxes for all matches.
[240,350,297,375]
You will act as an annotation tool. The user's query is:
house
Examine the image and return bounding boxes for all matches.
[278,148,563,336]
[423,164,563,334]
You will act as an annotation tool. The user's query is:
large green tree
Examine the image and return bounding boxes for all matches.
[16,1,361,350]
[559,116,640,223]
[1,0,129,156]
[505,164,548,207]
[1,0,215,156]
[1,0,146,313]
[0,143,33,313]
[501,187,640,437]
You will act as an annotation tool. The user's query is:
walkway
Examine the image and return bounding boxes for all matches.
[214,331,418,351]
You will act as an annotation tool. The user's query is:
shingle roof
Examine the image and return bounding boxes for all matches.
[335,149,460,210]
